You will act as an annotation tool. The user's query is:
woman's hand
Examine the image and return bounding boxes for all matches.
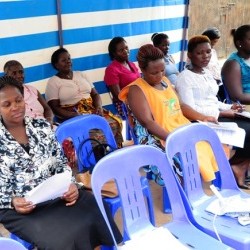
[12,197,35,214]
[62,183,79,206]
[231,103,245,112]
[201,115,219,124]
[95,106,103,116]
[220,109,236,118]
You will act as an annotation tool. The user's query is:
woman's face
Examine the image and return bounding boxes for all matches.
[0,86,25,125]
[210,38,220,48]
[156,38,170,55]
[188,42,212,69]
[6,64,24,84]
[141,59,165,86]
[55,52,72,72]
[114,41,129,62]
[239,30,250,54]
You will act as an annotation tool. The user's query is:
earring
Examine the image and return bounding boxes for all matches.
[239,45,242,47]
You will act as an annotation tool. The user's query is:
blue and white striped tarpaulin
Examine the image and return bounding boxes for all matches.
[0,0,189,110]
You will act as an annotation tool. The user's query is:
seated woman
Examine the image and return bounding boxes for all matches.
[175,35,250,189]
[119,44,218,186]
[45,47,123,147]
[0,76,122,250]
[201,27,225,101]
[221,25,250,109]
[104,37,140,117]
[3,60,54,124]
[151,33,179,86]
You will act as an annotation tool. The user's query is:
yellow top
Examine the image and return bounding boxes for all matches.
[119,77,218,181]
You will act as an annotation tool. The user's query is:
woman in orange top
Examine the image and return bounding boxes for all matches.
[119,44,218,185]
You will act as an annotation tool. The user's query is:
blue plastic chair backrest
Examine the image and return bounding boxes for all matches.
[0,238,27,250]
[165,123,239,203]
[55,115,117,172]
[121,103,138,144]
[91,145,194,248]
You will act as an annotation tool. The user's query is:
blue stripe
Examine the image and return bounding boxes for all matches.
[62,0,188,14]
[0,17,186,55]
[1,0,188,19]
[94,81,110,95]
[103,104,116,114]
[63,17,187,45]
[1,40,185,82]
[0,32,59,55]
[0,0,56,20]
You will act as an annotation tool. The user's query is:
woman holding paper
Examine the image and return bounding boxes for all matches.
[175,35,250,189]
[0,76,122,249]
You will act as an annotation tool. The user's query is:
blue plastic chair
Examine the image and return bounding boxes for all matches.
[91,145,230,249]
[165,123,250,249]
[55,115,155,222]
[121,103,172,214]
[0,237,27,250]
[9,235,32,250]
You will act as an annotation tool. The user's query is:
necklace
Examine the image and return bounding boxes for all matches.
[58,71,72,79]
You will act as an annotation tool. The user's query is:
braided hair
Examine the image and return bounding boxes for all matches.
[0,76,24,95]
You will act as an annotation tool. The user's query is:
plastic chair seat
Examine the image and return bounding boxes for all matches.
[91,145,230,249]
[165,123,250,250]
[0,237,27,250]
[10,234,33,250]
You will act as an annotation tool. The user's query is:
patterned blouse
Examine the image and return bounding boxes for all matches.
[0,117,71,209]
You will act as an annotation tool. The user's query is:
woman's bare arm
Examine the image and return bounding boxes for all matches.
[222,60,250,103]
[128,85,168,140]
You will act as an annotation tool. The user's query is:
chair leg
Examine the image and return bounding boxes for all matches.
[162,187,172,214]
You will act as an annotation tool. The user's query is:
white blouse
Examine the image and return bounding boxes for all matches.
[176,68,231,119]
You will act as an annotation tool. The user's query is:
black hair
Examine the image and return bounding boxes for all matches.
[108,37,126,60]
[202,27,221,40]
[3,60,23,74]
[151,33,169,47]
[231,25,250,49]
[51,47,69,70]
[0,76,24,95]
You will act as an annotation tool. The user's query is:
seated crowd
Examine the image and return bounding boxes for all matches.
[1,25,250,248]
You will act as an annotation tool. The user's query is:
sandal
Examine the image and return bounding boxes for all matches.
[238,184,250,190]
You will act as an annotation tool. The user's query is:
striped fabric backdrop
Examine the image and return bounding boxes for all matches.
[0,0,189,111]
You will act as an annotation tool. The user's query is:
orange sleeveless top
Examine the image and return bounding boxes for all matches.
[119,77,218,181]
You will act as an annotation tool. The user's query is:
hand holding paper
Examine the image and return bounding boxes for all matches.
[25,171,72,205]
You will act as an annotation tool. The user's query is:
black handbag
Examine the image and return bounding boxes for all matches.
[77,138,116,173]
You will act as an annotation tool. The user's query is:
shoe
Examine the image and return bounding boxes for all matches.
[238,184,250,190]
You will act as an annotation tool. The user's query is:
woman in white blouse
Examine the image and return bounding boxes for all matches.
[176,35,250,189]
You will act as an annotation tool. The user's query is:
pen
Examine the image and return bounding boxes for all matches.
[236,100,242,105]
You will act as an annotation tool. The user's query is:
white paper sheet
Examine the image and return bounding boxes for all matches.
[25,171,72,204]
[235,111,250,119]
[200,122,246,148]
[117,227,189,250]
[206,195,250,216]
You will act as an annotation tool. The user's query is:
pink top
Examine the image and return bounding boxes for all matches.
[24,85,44,118]
[104,60,140,89]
